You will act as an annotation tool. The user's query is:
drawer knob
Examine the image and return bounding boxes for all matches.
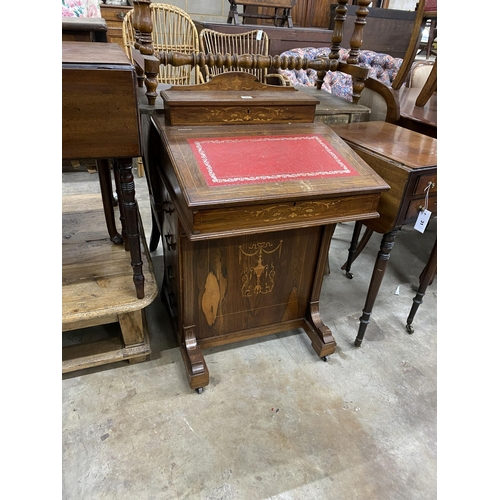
[116,12,125,20]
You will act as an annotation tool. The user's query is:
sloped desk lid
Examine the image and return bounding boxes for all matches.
[152,116,390,239]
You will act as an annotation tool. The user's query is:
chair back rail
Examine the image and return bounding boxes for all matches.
[131,0,372,104]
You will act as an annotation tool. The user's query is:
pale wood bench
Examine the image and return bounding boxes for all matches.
[227,0,297,28]
[62,193,158,373]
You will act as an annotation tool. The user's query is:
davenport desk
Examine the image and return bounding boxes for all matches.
[143,73,389,392]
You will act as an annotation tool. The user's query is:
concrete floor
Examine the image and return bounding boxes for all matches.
[62,167,437,499]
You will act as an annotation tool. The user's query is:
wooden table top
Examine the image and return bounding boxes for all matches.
[331,121,437,169]
[398,87,437,128]
[62,41,131,66]
[62,17,108,32]
[162,87,318,108]
[297,86,371,115]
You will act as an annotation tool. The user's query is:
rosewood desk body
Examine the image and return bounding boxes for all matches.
[144,76,389,391]
[62,41,145,299]
[332,121,437,345]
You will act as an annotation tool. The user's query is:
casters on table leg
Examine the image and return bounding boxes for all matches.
[346,271,354,279]
[322,356,328,362]
[196,387,203,394]
[406,324,414,334]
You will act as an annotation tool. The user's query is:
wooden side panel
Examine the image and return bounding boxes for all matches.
[345,147,409,233]
[181,226,322,340]
[62,65,141,159]
[166,104,316,126]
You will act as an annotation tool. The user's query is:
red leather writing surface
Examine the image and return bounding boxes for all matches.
[188,134,359,186]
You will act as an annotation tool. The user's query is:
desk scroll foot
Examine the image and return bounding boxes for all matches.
[305,302,337,359]
[180,327,209,392]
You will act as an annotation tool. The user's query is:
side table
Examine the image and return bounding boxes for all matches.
[62,41,145,299]
[330,121,437,346]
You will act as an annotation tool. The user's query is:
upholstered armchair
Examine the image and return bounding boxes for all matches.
[278,47,403,103]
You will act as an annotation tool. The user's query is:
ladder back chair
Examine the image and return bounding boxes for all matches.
[130,0,372,105]
[359,0,437,137]
[391,0,437,92]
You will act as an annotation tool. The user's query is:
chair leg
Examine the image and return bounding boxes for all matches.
[426,19,436,59]
[136,157,145,178]
[415,60,437,107]
[149,204,161,252]
[96,158,123,244]
[341,222,374,278]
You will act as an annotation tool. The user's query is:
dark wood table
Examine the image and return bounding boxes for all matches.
[143,75,389,391]
[62,41,145,299]
[331,121,437,345]
[62,17,108,42]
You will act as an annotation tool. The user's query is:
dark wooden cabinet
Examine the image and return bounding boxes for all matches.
[252,0,390,29]
[293,0,334,28]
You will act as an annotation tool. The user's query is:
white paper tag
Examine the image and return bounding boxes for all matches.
[256,30,263,41]
[414,209,432,233]
[240,95,253,99]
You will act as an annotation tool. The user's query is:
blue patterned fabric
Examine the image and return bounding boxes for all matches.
[278,47,403,102]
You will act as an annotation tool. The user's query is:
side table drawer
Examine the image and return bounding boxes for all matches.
[404,195,437,223]
[101,5,131,25]
[100,4,132,49]
[399,168,437,225]
[414,173,437,195]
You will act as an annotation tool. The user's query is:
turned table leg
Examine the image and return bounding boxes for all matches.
[114,158,145,300]
[406,239,437,334]
[355,227,400,347]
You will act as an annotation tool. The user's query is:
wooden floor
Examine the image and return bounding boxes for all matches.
[62,193,158,373]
